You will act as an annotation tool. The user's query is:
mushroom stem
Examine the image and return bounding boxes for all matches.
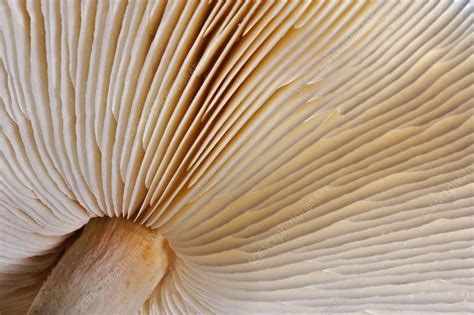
[28,218,170,315]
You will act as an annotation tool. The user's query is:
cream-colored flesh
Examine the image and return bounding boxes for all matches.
[28,218,170,315]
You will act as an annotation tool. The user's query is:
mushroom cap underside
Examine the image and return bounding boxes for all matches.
[1,0,473,314]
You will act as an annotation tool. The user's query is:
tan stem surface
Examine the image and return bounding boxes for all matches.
[28,218,170,315]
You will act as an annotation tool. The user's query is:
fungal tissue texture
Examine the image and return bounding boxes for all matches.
[1,0,473,314]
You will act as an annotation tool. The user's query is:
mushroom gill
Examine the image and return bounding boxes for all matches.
[1,0,473,314]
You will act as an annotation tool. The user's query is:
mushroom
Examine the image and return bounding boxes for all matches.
[1,0,473,314]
